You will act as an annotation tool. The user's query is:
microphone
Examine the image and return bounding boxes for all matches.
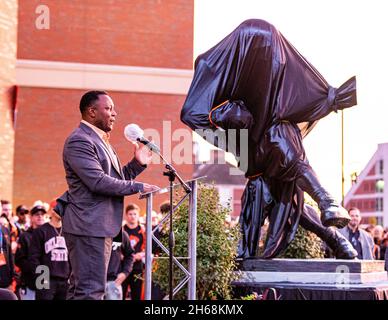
[124,124,160,153]
[124,124,191,194]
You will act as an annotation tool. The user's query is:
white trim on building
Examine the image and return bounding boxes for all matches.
[349,194,383,200]
[16,59,194,94]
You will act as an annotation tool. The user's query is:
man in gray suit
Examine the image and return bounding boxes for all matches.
[62,90,158,300]
[339,207,374,260]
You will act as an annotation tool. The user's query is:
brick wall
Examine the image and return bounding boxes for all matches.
[0,0,17,201]
[14,0,194,213]
[17,0,193,69]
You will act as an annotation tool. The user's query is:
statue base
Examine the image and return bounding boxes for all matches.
[233,258,388,300]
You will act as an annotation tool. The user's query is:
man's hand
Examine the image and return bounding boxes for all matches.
[115,272,127,286]
[142,183,159,193]
[11,241,18,255]
[132,142,153,166]
[133,252,145,261]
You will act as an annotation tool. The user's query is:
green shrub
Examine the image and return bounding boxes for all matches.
[279,194,325,259]
[279,226,325,259]
[153,183,240,300]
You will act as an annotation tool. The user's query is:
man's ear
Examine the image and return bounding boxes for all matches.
[88,106,96,118]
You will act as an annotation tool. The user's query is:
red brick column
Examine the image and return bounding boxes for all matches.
[0,0,17,201]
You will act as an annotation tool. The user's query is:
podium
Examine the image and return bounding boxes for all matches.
[139,176,205,300]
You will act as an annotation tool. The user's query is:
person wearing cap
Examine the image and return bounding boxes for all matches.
[29,201,70,300]
[61,91,158,300]
[14,204,46,300]
[15,205,30,233]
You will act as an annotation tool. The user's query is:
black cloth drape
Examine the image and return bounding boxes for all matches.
[233,284,388,300]
[181,19,357,258]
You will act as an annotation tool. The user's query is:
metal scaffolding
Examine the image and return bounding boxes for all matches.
[140,177,203,300]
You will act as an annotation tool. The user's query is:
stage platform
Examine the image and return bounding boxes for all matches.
[232,258,388,300]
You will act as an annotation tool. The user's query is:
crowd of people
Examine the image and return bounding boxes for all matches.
[1,196,388,300]
[0,199,166,300]
[328,207,388,265]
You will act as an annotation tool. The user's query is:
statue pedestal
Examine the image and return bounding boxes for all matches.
[233,258,388,300]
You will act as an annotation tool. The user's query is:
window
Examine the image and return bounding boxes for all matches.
[380,160,384,175]
[376,179,384,193]
[376,198,384,211]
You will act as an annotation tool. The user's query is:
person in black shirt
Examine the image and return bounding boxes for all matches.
[15,204,45,299]
[153,203,168,255]
[1,200,19,255]
[0,225,14,291]
[105,229,134,300]
[348,228,363,259]
[122,203,145,300]
[385,239,388,271]
[15,205,30,233]
[30,202,70,300]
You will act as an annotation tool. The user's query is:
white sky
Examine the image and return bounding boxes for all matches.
[194,0,388,200]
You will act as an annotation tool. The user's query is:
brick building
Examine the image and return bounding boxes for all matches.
[0,0,17,201]
[344,143,388,227]
[1,0,194,213]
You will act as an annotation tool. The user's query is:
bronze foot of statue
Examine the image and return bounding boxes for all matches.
[320,204,351,228]
[297,169,351,229]
[324,227,358,259]
[300,204,357,259]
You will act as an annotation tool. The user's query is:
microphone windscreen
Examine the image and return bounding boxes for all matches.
[124,124,144,142]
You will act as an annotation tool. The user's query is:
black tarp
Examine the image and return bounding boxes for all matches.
[181,19,357,258]
[233,284,388,300]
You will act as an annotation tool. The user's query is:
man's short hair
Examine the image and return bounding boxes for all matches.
[126,203,140,213]
[348,207,360,213]
[79,90,108,115]
[160,201,171,214]
[1,200,10,206]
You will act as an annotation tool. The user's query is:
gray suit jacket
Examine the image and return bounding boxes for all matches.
[62,123,146,238]
[339,226,374,260]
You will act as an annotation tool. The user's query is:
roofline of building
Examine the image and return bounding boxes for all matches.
[344,146,379,206]
[344,143,388,206]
